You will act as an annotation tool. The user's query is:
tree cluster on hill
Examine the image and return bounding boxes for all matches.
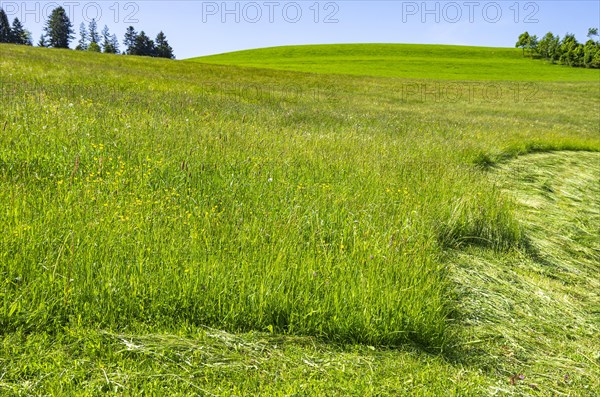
[122,26,175,59]
[75,19,119,54]
[516,28,600,68]
[17,6,175,59]
[0,8,32,45]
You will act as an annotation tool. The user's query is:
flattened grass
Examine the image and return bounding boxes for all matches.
[450,151,600,395]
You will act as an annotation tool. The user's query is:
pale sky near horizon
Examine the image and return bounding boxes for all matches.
[1,1,598,59]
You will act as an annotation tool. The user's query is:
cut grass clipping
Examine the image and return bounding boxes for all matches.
[450,151,600,395]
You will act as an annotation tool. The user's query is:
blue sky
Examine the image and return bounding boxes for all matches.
[1,1,598,58]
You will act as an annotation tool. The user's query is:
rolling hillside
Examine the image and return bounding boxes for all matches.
[189,43,600,81]
[1,43,599,396]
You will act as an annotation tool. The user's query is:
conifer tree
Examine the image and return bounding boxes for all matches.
[101,25,118,53]
[110,33,120,54]
[43,7,74,48]
[38,34,48,47]
[123,26,137,55]
[0,8,11,43]
[76,22,88,50]
[155,31,174,59]
[11,18,32,45]
[88,18,99,44]
[130,30,155,57]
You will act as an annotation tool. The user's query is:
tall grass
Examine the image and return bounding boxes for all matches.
[1,44,599,349]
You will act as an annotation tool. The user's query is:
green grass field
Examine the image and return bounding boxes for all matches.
[1,43,599,395]
[190,43,600,81]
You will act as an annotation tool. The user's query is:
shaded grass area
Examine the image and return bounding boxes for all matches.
[0,328,488,396]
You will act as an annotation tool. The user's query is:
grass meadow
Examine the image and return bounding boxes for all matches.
[0,43,599,395]
[191,43,600,81]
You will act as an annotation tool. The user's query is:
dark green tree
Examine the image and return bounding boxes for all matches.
[88,18,99,44]
[88,41,101,52]
[123,26,137,54]
[529,35,539,56]
[37,34,48,47]
[583,39,600,68]
[547,34,561,63]
[530,32,561,62]
[130,31,155,57]
[559,34,581,66]
[109,33,120,54]
[573,44,584,66]
[584,28,600,68]
[593,48,600,68]
[75,22,88,50]
[101,25,109,51]
[43,7,74,48]
[0,8,11,43]
[155,31,174,59]
[101,25,118,53]
[11,18,31,45]
[86,20,100,52]
[537,32,555,60]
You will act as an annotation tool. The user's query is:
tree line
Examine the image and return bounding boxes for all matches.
[0,8,32,45]
[516,28,600,68]
[1,6,174,59]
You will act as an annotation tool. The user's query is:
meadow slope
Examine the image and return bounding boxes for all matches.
[190,43,600,81]
[1,43,599,395]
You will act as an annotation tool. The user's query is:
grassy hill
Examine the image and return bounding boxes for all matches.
[1,43,599,395]
[189,43,600,81]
